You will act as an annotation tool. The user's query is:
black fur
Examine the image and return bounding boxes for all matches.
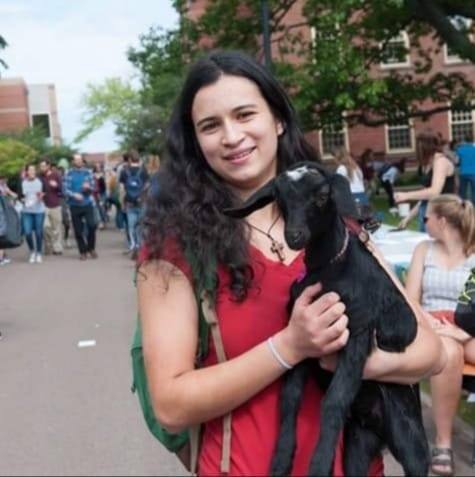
[224,162,429,477]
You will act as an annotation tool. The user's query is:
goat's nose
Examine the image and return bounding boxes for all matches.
[287,230,303,244]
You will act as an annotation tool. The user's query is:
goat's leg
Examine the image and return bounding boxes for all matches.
[343,417,383,476]
[308,331,371,477]
[270,362,309,476]
[376,293,417,352]
[381,384,430,476]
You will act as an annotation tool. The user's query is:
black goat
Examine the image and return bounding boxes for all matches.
[225,162,429,477]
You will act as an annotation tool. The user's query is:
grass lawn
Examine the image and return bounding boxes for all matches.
[369,193,419,230]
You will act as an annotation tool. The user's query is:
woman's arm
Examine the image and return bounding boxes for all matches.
[397,201,420,229]
[394,155,452,203]
[138,260,349,433]
[405,240,429,304]
[364,241,444,383]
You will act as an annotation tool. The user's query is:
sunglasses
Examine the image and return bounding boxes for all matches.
[423,216,429,224]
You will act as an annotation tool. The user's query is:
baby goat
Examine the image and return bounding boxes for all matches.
[225,162,429,477]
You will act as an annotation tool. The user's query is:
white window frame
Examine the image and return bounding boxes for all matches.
[319,119,349,160]
[443,17,473,64]
[449,107,475,143]
[384,115,414,153]
[380,31,411,69]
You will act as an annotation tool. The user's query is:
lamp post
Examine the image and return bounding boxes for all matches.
[260,0,272,70]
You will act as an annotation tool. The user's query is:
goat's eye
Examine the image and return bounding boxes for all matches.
[315,194,328,208]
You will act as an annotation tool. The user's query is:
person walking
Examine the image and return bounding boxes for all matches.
[39,158,63,255]
[333,146,369,206]
[456,136,475,203]
[137,50,445,477]
[378,158,407,210]
[64,154,97,260]
[405,194,475,476]
[0,175,18,265]
[21,164,46,263]
[396,131,456,231]
[120,151,148,259]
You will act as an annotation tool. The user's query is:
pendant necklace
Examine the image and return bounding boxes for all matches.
[247,214,286,263]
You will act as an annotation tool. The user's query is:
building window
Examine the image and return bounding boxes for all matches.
[450,108,474,143]
[380,31,410,68]
[386,116,413,152]
[31,114,51,138]
[444,16,472,64]
[320,121,347,157]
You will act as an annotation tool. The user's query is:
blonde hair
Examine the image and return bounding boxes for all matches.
[429,194,475,255]
[332,147,359,182]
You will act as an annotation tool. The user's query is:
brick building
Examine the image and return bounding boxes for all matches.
[185,0,475,162]
[0,78,62,145]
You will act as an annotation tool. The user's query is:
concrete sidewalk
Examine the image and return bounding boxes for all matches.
[383,391,475,476]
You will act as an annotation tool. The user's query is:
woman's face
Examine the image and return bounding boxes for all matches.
[26,165,36,179]
[191,74,283,197]
[424,206,444,239]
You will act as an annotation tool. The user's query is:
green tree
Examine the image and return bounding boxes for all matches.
[0,138,37,177]
[86,1,475,148]
[75,77,141,147]
[0,127,76,164]
[0,34,8,73]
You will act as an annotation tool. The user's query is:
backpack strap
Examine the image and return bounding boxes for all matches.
[198,289,232,474]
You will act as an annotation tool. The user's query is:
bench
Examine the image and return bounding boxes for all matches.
[462,363,475,465]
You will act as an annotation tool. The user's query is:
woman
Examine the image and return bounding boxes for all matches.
[333,146,369,206]
[405,194,475,476]
[138,50,445,476]
[395,131,455,231]
[0,175,18,265]
[21,164,46,263]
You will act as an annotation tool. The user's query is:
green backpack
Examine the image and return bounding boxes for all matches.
[130,251,217,469]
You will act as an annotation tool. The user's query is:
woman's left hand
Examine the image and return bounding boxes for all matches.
[434,321,471,343]
[394,192,406,203]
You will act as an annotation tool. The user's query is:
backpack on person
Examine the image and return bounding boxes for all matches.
[124,168,145,205]
[455,268,475,336]
[131,251,232,474]
[0,196,22,249]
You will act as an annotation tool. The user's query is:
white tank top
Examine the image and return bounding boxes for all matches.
[421,241,475,311]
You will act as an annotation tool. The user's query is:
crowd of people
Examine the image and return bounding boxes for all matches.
[2,48,475,477]
[0,150,156,266]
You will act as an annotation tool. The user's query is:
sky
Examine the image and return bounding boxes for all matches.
[1,0,178,153]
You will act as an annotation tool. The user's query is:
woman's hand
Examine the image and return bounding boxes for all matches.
[433,321,471,343]
[394,192,407,204]
[276,282,349,365]
[397,216,410,230]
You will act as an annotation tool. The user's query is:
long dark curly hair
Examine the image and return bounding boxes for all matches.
[142,50,320,301]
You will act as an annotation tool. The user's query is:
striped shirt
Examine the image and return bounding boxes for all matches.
[421,241,475,311]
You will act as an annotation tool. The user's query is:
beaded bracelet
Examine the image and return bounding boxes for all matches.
[267,337,293,370]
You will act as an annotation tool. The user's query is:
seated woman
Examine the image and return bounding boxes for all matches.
[405,194,475,476]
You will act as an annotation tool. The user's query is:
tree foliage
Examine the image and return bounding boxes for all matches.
[0,127,76,165]
[0,138,36,177]
[80,0,475,149]
[0,34,7,73]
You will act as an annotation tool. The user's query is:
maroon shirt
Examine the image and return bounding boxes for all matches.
[41,171,63,208]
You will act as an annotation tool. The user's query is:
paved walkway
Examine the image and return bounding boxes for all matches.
[0,228,474,475]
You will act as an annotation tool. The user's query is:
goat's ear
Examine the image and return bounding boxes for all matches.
[330,174,359,218]
[223,180,276,218]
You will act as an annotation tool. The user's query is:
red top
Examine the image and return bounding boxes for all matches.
[141,243,384,476]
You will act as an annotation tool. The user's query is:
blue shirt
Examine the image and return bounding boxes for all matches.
[456,143,475,175]
[64,167,94,207]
